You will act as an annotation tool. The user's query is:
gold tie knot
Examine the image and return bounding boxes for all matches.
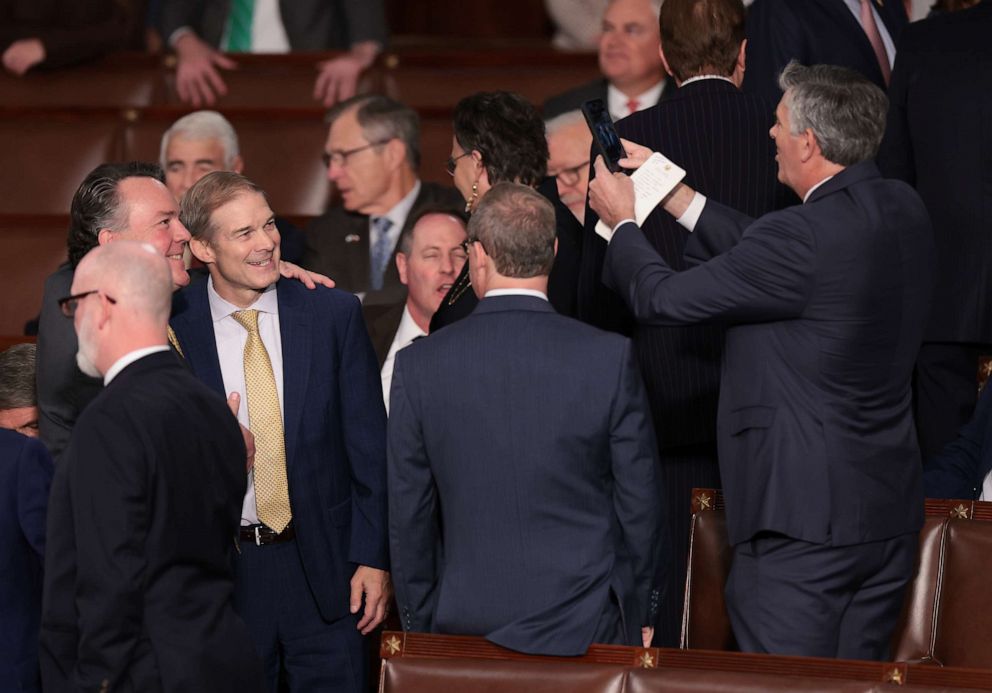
[232,309,260,334]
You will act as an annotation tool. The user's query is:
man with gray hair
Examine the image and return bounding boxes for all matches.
[0,343,39,438]
[160,110,306,262]
[589,62,934,659]
[545,110,593,224]
[303,94,462,303]
[40,241,262,691]
[388,182,664,655]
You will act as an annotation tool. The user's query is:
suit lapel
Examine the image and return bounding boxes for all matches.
[813,0,889,86]
[277,281,309,466]
[170,282,226,397]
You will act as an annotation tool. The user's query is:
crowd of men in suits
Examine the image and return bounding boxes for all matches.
[3,0,992,690]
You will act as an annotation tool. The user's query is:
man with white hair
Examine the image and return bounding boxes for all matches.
[40,241,263,692]
[545,111,593,224]
[543,0,672,120]
[160,110,306,262]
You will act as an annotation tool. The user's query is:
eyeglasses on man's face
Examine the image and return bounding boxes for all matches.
[458,238,486,255]
[446,151,471,176]
[58,290,117,318]
[322,139,391,169]
[549,160,590,186]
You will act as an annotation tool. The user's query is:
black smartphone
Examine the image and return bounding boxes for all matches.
[581,98,627,173]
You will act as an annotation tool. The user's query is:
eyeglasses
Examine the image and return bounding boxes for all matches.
[58,290,116,318]
[446,151,471,176]
[459,238,486,255]
[322,139,391,169]
[549,160,590,186]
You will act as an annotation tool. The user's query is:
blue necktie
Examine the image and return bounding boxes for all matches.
[370,216,393,291]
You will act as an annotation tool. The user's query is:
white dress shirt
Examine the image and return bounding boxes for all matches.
[103,345,171,385]
[608,80,667,121]
[381,305,427,415]
[171,0,290,51]
[484,288,549,301]
[208,277,284,525]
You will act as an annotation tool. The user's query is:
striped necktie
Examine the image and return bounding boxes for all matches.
[226,0,255,52]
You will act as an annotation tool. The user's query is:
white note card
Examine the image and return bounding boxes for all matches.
[595,152,686,242]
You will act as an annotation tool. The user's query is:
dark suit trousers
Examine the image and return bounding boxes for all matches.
[235,539,366,693]
[725,532,916,660]
[915,342,992,460]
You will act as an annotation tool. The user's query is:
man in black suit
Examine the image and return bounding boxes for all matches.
[590,62,933,660]
[363,205,468,413]
[40,241,262,692]
[877,0,992,459]
[544,0,673,120]
[580,0,791,647]
[389,183,663,656]
[159,0,386,107]
[303,95,463,305]
[743,0,909,103]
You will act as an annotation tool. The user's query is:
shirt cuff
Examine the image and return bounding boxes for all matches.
[610,218,637,241]
[676,193,707,232]
[168,26,196,49]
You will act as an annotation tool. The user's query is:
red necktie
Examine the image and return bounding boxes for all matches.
[860,0,891,86]
[626,98,640,114]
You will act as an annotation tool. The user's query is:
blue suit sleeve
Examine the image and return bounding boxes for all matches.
[338,298,390,569]
[603,207,815,327]
[609,340,664,627]
[18,435,55,559]
[387,351,439,632]
[924,384,992,500]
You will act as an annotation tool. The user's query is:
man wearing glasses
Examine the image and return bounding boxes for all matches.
[545,111,593,224]
[302,94,461,304]
[40,241,263,692]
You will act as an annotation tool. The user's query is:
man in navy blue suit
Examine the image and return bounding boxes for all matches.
[389,183,664,656]
[170,171,390,692]
[742,0,909,103]
[0,429,52,692]
[589,62,933,659]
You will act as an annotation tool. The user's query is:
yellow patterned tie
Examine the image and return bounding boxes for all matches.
[232,309,292,532]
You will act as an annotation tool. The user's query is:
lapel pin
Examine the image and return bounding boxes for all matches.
[345,234,361,243]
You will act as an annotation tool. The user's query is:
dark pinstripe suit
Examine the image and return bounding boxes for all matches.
[579,77,793,645]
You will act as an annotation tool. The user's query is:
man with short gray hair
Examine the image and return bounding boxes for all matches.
[0,343,39,438]
[388,182,664,656]
[589,62,933,659]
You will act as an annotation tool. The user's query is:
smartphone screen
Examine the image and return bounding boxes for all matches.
[581,99,627,173]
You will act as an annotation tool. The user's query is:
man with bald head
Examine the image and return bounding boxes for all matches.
[40,241,263,692]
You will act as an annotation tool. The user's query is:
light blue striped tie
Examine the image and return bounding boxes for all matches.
[370,217,393,291]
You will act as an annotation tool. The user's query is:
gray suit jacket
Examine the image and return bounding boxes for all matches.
[302,181,463,304]
[159,0,386,50]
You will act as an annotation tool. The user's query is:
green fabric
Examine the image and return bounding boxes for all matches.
[225,0,255,52]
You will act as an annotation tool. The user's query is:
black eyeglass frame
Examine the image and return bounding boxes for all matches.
[446,151,472,176]
[550,159,591,186]
[322,139,392,169]
[58,290,117,318]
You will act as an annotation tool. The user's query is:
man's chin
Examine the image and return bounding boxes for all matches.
[171,269,191,290]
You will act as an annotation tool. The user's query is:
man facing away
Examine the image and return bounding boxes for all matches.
[589,62,933,660]
[388,182,664,656]
[170,171,390,691]
[40,241,262,692]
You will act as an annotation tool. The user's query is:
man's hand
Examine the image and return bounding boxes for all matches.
[641,626,654,648]
[278,260,335,289]
[227,392,255,473]
[174,32,237,107]
[588,156,637,230]
[313,41,379,107]
[2,38,45,76]
[350,566,392,635]
[618,138,653,170]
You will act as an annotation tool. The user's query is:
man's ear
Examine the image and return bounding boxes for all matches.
[553,236,559,259]
[733,39,747,85]
[659,42,675,80]
[190,236,215,264]
[396,252,409,286]
[97,228,115,246]
[231,155,245,174]
[801,129,819,163]
[384,138,406,171]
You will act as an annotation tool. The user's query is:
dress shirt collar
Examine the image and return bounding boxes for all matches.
[375,179,422,231]
[484,288,549,301]
[607,80,666,120]
[104,345,170,385]
[680,74,736,87]
[803,175,836,203]
[207,275,279,322]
